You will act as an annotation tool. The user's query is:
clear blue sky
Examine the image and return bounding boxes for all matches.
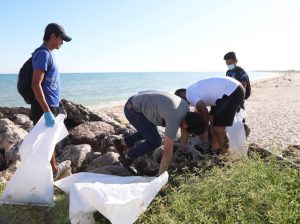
[0,0,299,73]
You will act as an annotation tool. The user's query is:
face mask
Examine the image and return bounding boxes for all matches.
[227,64,235,70]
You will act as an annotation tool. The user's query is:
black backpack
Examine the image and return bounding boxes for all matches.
[17,47,53,104]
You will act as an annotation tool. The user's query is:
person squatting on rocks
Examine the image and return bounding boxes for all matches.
[115,91,206,176]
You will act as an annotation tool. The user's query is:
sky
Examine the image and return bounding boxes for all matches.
[0,0,299,73]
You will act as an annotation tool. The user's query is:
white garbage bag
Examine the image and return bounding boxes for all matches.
[0,114,68,206]
[226,109,247,157]
[54,172,169,224]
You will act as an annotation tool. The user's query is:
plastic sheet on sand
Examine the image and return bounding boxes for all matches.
[54,172,169,224]
[0,114,68,206]
[226,109,247,157]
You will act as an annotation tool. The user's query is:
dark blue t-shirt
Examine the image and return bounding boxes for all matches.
[226,66,251,99]
[32,45,60,107]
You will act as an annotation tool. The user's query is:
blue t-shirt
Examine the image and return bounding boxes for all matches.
[32,45,60,107]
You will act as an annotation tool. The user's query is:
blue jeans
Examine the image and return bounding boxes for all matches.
[124,98,162,160]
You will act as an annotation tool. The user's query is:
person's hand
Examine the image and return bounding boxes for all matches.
[44,111,55,127]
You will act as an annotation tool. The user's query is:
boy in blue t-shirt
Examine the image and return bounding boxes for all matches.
[31,23,72,178]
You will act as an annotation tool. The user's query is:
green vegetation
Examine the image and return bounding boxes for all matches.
[0,156,299,224]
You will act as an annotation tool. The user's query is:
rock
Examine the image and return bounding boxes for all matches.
[293,157,300,164]
[100,135,120,151]
[94,111,120,127]
[55,136,73,156]
[57,144,94,170]
[70,121,114,152]
[0,118,28,152]
[54,167,72,181]
[9,114,34,132]
[61,99,103,128]
[0,107,31,118]
[133,147,163,176]
[0,160,21,182]
[91,165,132,176]
[11,114,30,125]
[86,152,120,172]
[248,143,300,168]
[282,145,300,158]
[94,152,102,158]
[4,142,22,166]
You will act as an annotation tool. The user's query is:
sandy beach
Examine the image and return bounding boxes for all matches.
[91,73,300,153]
[246,73,300,152]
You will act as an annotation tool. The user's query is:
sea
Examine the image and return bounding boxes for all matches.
[0,72,279,108]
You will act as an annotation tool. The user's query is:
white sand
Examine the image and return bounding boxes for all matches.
[246,73,300,152]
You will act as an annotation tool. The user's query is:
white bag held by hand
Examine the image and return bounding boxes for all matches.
[0,114,68,206]
[54,172,169,224]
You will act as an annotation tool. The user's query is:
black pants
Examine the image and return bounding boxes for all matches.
[209,85,245,127]
[31,99,64,125]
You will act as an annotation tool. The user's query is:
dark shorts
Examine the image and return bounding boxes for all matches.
[209,85,245,127]
[31,99,66,125]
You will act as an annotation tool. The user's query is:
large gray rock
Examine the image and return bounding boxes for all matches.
[61,99,103,128]
[91,165,132,176]
[57,144,94,170]
[10,114,33,132]
[86,152,120,172]
[70,121,114,152]
[0,107,31,118]
[0,118,28,152]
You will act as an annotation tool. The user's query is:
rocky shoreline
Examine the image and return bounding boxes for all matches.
[0,99,219,183]
[1,96,300,184]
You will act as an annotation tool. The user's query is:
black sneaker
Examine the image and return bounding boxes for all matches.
[113,138,126,157]
[118,156,137,176]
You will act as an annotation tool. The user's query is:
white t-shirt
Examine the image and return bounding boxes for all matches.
[186,77,240,107]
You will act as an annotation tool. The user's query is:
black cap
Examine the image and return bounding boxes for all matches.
[44,23,72,42]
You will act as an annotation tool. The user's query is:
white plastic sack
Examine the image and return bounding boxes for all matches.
[0,114,68,206]
[54,172,169,224]
[226,109,247,157]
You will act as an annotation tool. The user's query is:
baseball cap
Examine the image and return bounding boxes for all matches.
[44,23,72,42]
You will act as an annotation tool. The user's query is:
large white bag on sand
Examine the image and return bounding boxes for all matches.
[226,109,247,157]
[0,114,68,206]
[54,172,169,224]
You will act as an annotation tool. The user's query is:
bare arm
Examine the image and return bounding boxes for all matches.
[31,69,50,112]
[158,135,174,176]
[180,127,189,148]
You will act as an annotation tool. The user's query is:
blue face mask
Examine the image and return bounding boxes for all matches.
[227,64,235,70]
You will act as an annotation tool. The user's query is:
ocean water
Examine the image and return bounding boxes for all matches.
[0,72,278,108]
